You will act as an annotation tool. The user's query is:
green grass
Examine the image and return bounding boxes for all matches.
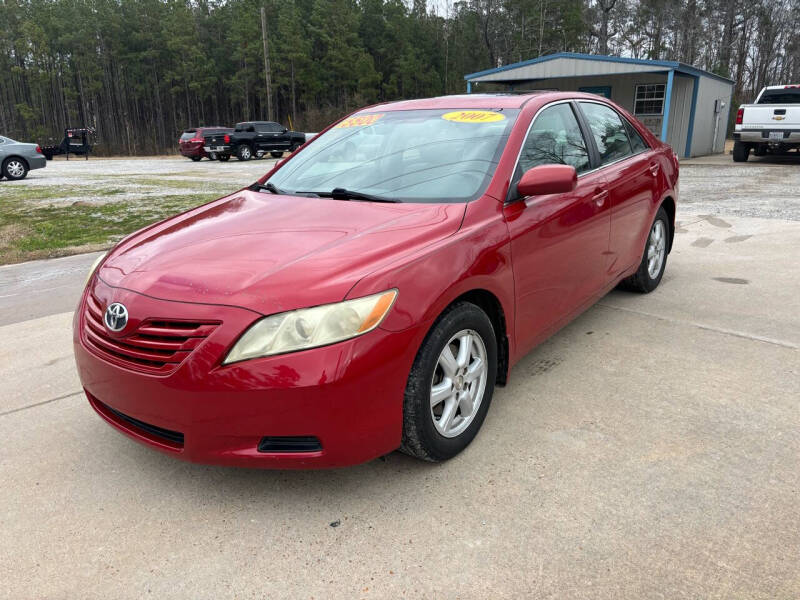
[0,193,219,264]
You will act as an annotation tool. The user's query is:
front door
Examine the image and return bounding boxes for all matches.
[504,102,612,356]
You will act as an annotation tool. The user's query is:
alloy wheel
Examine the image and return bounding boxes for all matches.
[430,329,488,438]
[647,220,666,279]
[6,160,24,178]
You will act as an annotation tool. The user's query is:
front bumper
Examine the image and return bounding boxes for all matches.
[74,279,423,468]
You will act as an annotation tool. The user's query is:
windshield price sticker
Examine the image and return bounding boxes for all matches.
[335,113,385,128]
[442,110,505,123]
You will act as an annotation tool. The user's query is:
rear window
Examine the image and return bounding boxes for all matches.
[757,88,800,104]
[180,131,196,141]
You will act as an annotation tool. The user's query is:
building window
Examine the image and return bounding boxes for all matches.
[634,84,666,115]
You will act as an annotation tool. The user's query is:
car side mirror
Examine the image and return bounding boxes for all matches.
[517,164,577,197]
[282,128,288,133]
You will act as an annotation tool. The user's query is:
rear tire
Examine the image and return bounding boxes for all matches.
[733,141,750,162]
[400,302,497,462]
[2,157,29,180]
[270,151,284,158]
[619,206,670,293]
[237,145,252,161]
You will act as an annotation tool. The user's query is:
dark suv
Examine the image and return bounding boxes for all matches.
[179,127,234,161]
[203,121,306,161]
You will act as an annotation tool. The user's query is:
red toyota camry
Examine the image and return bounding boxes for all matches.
[74,93,678,468]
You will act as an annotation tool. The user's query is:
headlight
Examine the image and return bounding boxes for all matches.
[223,289,397,364]
[84,252,107,286]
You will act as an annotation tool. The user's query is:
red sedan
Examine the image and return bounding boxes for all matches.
[74,93,678,468]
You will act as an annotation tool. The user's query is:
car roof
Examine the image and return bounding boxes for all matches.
[376,92,559,112]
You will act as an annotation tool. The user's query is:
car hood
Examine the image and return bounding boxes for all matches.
[98,191,465,314]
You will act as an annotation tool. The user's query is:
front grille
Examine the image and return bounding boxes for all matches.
[94,397,184,447]
[83,293,218,375]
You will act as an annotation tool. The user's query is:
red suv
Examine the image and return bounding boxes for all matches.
[178,127,233,161]
[76,93,678,469]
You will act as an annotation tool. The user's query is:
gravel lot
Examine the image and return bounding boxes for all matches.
[3,154,278,205]
[679,152,800,220]
[1,151,799,598]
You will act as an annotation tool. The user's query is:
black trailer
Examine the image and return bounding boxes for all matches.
[40,128,95,160]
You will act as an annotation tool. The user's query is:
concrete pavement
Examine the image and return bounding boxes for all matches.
[0,252,102,326]
[1,212,798,598]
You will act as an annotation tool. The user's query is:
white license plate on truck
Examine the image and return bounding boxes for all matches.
[769,131,783,140]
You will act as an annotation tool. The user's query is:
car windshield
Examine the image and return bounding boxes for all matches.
[267,108,519,203]
[757,88,800,104]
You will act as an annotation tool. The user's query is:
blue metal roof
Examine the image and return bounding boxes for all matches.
[464,52,734,85]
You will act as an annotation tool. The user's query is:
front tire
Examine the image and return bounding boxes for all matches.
[3,158,28,180]
[619,206,670,293]
[190,156,201,162]
[733,141,750,162]
[400,302,497,462]
[236,145,253,161]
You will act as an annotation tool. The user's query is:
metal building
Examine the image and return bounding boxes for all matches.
[464,52,734,158]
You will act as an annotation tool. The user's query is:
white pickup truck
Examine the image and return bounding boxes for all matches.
[733,84,800,161]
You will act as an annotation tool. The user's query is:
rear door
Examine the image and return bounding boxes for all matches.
[269,123,291,148]
[577,101,655,276]
[503,101,611,356]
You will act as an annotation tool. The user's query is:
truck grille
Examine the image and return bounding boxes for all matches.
[83,294,218,375]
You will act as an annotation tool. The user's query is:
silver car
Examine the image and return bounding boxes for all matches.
[0,135,47,180]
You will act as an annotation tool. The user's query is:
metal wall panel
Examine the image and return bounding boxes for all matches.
[689,77,734,156]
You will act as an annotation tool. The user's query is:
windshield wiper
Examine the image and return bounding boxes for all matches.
[294,187,401,203]
[250,182,284,194]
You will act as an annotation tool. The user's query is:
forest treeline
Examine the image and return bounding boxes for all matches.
[1,0,799,155]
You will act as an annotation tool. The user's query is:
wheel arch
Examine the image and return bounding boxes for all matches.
[440,288,510,386]
[3,154,29,170]
[660,195,676,253]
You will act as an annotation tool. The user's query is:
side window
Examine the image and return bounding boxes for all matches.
[624,120,649,154]
[519,103,590,174]
[579,102,633,165]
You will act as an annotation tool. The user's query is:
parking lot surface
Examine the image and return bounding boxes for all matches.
[1,155,799,598]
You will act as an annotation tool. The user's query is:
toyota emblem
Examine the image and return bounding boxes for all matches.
[104,302,129,332]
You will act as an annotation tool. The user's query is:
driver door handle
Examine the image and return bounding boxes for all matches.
[649,163,660,176]
[593,189,609,207]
